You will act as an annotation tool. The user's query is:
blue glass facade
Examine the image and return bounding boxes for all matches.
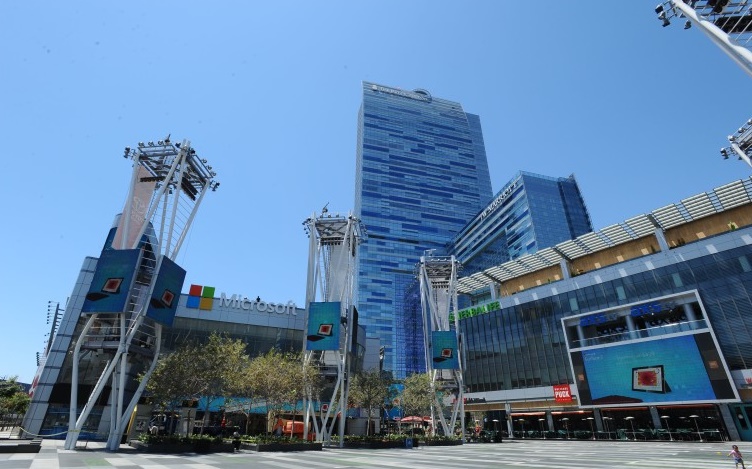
[455,192,752,439]
[450,171,593,277]
[354,82,493,378]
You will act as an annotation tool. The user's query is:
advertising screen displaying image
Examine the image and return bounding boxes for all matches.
[632,366,666,393]
[306,302,341,351]
[570,332,737,407]
[145,256,187,327]
[431,331,459,369]
[81,249,141,314]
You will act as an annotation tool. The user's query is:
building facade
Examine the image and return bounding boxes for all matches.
[455,177,752,441]
[23,245,307,440]
[450,171,593,284]
[354,81,493,378]
[22,216,374,441]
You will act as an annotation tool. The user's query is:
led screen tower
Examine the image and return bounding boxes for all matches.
[355,81,493,378]
[417,252,465,440]
[58,138,219,450]
[302,208,365,446]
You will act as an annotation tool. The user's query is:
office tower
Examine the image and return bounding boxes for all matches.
[451,171,593,278]
[354,81,493,378]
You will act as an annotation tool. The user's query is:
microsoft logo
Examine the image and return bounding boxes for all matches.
[186,284,215,310]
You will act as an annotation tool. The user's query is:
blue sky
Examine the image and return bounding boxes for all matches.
[1,2,750,384]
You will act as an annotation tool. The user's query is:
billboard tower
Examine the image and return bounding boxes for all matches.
[655,1,752,168]
[302,208,365,445]
[63,138,219,450]
[417,252,465,440]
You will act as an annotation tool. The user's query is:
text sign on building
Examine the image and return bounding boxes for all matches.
[553,384,572,403]
[449,301,501,322]
[185,284,297,315]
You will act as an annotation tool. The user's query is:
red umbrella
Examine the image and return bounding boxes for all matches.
[399,416,426,423]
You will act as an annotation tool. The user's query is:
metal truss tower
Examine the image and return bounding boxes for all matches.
[417,252,465,441]
[64,137,218,450]
[302,208,365,446]
[656,1,752,168]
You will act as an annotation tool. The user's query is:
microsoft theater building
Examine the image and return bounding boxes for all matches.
[23,251,309,440]
[456,177,752,441]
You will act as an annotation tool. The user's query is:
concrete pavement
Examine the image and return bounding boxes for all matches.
[0,438,746,469]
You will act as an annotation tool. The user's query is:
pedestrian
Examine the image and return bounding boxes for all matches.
[232,431,241,452]
[273,415,284,437]
[729,444,747,469]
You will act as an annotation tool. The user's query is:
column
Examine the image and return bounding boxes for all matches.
[649,406,662,429]
[654,227,670,252]
[625,314,639,340]
[683,303,698,329]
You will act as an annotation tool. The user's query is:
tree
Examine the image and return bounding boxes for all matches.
[349,369,394,435]
[145,333,248,434]
[399,373,434,434]
[0,376,30,427]
[245,349,294,434]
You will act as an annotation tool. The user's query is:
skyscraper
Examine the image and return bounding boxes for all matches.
[450,171,593,278]
[354,81,493,378]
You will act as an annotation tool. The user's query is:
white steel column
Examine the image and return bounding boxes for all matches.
[65,138,219,451]
[302,210,364,446]
[418,253,465,441]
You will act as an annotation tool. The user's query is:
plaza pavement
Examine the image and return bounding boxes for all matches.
[0,438,747,469]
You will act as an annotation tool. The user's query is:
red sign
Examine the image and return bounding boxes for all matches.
[553,384,572,403]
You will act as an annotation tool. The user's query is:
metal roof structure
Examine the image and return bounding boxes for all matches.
[457,177,752,294]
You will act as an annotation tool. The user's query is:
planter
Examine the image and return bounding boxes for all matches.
[421,439,463,446]
[343,439,419,449]
[243,442,322,452]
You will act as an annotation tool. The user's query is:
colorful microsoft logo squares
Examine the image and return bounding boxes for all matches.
[186,284,215,310]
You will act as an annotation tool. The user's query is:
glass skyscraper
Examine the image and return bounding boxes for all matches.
[450,171,593,278]
[354,81,493,378]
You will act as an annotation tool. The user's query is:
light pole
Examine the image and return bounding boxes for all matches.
[561,417,570,439]
[602,416,612,440]
[690,415,704,442]
[539,418,546,439]
[587,417,595,440]
[625,416,636,440]
[45,301,64,356]
[518,419,526,438]
[661,415,674,441]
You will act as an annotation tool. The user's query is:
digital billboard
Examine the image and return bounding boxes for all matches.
[431,331,460,370]
[81,249,141,314]
[306,302,341,351]
[145,256,187,327]
[570,331,738,407]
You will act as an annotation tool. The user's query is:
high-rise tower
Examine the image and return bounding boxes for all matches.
[451,171,593,278]
[354,82,493,378]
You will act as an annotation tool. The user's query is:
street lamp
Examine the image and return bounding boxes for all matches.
[603,416,612,440]
[690,415,704,442]
[538,418,546,439]
[625,416,636,439]
[561,417,570,439]
[517,419,526,438]
[586,417,595,440]
[661,415,674,441]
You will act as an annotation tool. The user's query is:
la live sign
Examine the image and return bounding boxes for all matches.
[553,384,573,403]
